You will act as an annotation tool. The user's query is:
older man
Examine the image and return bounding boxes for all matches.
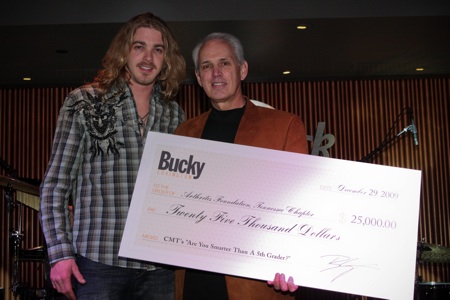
[175,32,308,300]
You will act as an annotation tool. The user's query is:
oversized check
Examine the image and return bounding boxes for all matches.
[119,132,421,300]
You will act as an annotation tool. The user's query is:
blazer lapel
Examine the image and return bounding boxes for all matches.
[190,111,211,138]
[234,98,258,145]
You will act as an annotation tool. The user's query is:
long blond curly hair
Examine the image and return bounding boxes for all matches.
[95,12,186,100]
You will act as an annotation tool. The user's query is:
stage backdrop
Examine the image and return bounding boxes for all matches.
[1,77,449,300]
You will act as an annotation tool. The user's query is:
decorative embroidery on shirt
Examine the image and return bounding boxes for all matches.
[67,92,125,158]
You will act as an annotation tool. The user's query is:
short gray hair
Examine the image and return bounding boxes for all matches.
[192,32,245,71]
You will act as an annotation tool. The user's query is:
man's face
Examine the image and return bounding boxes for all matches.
[195,39,248,109]
[126,27,165,88]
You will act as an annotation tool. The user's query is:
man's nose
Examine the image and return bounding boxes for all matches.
[143,50,153,62]
[212,65,222,76]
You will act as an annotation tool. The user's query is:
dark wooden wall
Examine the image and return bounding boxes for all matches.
[1,77,449,300]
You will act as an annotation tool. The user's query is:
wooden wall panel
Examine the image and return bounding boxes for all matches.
[1,87,71,300]
[1,77,449,299]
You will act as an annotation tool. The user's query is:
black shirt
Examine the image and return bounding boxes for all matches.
[201,105,245,143]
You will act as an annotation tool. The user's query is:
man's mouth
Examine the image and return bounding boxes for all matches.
[139,63,156,72]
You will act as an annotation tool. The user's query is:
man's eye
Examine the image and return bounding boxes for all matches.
[201,64,211,70]
[154,48,164,54]
[134,45,144,50]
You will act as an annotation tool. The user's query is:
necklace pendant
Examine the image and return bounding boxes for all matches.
[138,111,150,128]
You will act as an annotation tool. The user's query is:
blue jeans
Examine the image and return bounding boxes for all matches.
[76,256,174,300]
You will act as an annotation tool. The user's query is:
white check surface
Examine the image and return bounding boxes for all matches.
[119,132,421,300]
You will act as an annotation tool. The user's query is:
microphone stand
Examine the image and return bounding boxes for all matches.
[3,183,23,297]
[359,107,410,163]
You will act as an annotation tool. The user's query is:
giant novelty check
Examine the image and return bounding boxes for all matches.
[119,132,421,300]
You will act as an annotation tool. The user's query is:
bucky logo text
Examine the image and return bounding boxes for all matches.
[157,151,205,179]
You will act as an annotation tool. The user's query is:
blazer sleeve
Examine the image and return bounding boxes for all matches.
[284,115,309,155]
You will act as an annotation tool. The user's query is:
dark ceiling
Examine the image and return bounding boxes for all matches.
[1,0,449,86]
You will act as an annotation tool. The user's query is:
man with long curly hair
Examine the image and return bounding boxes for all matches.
[40,12,186,300]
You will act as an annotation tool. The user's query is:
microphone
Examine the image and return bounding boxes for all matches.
[408,107,419,146]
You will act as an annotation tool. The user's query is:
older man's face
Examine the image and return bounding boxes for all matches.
[195,39,248,110]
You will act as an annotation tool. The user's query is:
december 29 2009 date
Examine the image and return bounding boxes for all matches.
[336,184,399,199]
[351,215,397,229]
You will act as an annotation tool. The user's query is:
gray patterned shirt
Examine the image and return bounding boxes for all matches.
[40,82,185,269]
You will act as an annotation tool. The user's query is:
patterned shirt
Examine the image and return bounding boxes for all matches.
[40,82,185,269]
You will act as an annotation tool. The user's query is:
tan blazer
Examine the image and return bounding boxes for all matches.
[174,98,309,299]
[175,98,308,154]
